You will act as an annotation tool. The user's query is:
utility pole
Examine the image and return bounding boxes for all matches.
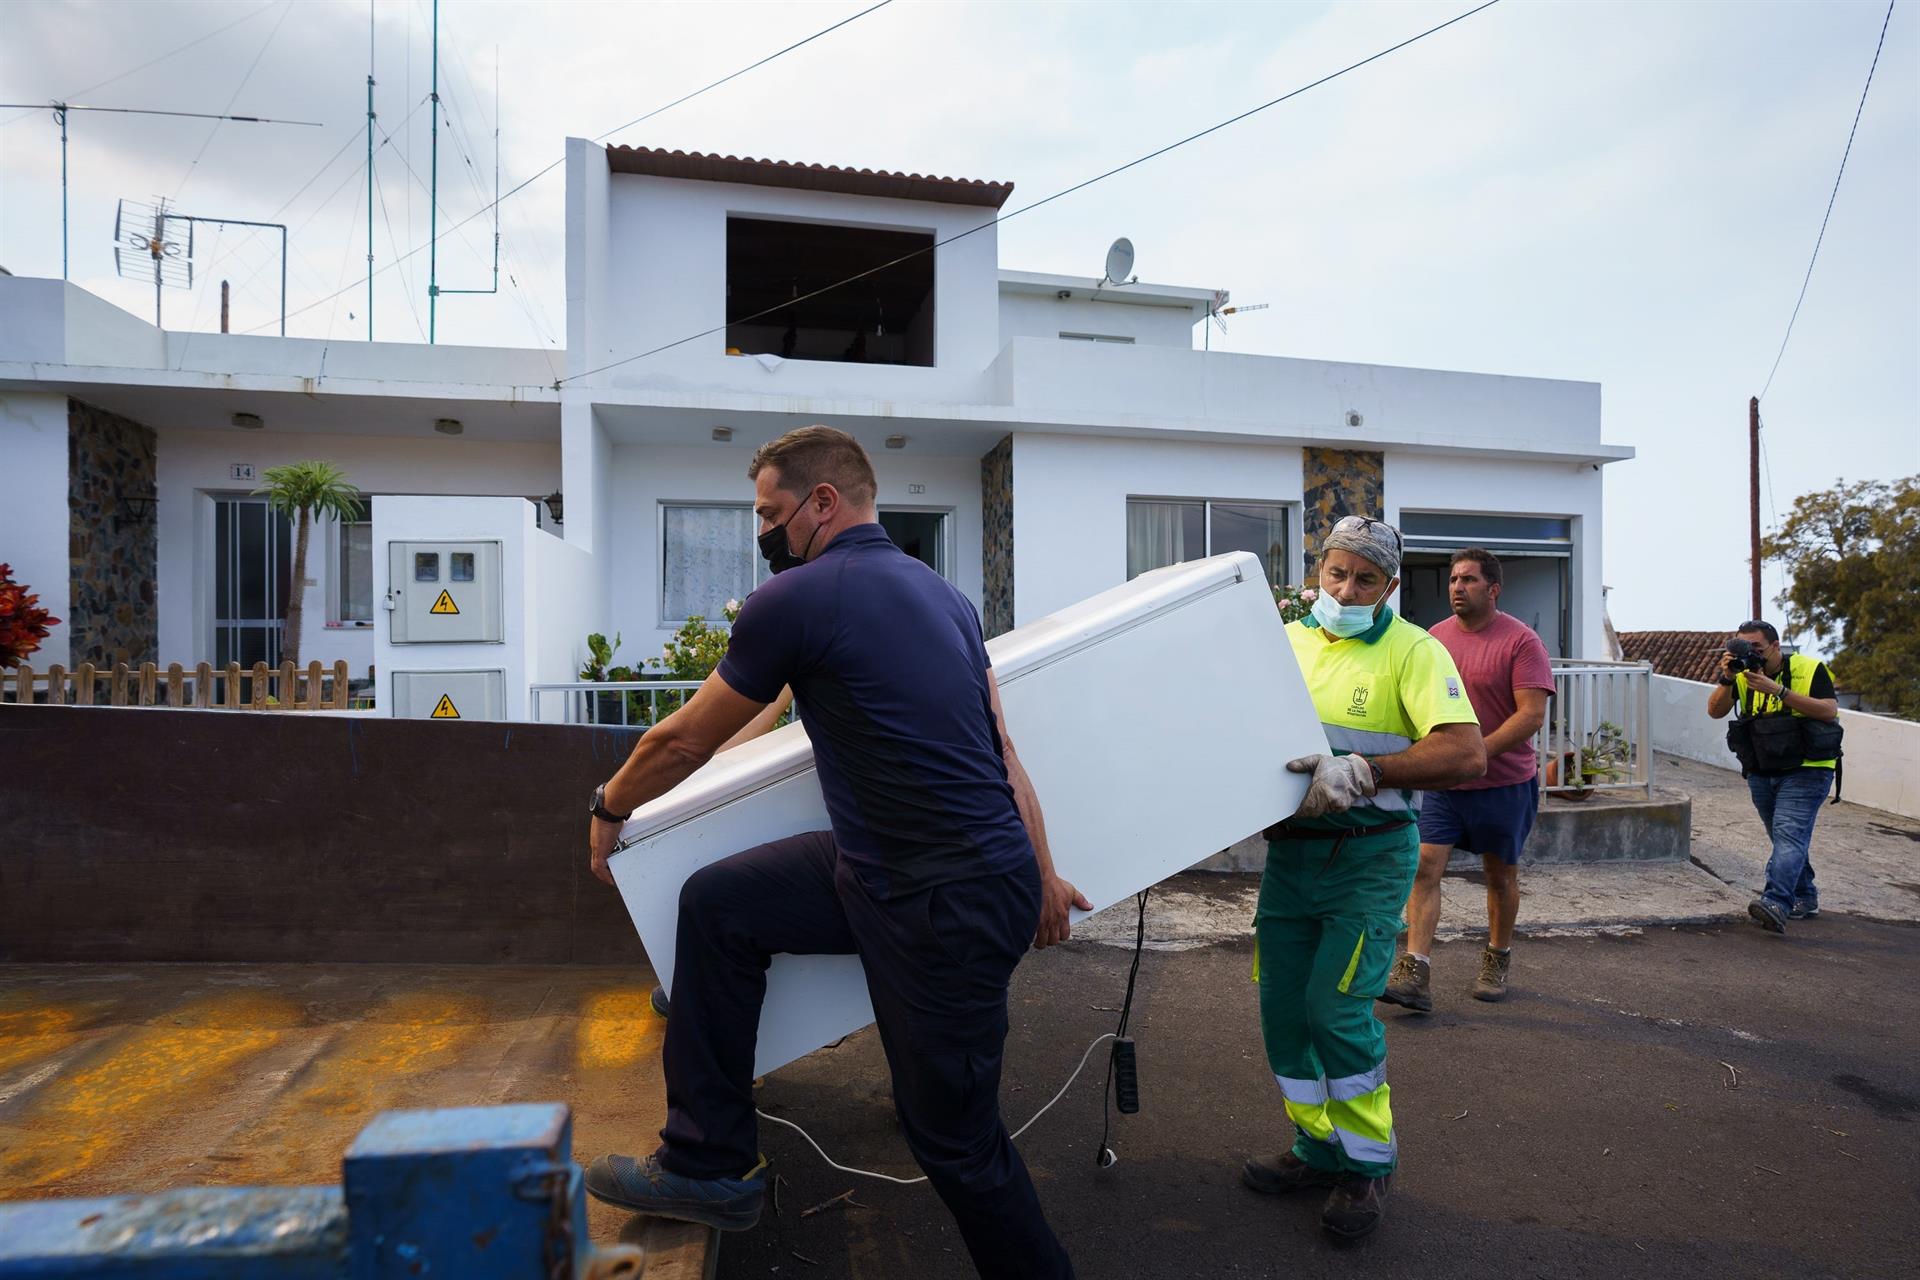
[221,279,230,333]
[1749,396,1763,620]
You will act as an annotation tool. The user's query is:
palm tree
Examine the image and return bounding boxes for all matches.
[254,461,361,669]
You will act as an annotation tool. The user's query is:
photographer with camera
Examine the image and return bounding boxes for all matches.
[1705,620,1842,934]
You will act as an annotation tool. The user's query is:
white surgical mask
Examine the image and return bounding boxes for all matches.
[1312,589,1382,638]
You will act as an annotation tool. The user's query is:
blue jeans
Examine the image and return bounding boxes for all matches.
[1746,768,1831,912]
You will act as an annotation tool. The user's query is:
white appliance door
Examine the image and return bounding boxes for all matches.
[607,551,1328,1076]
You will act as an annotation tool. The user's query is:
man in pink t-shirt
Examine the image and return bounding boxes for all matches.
[1379,548,1554,1011]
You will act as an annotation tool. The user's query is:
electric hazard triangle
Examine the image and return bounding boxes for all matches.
[430,590,460,615]
[430,694,461,719]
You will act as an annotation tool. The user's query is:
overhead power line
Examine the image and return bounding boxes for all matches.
[1758,0,1897,402]
[239,0,898,333]
[172,0,298,202]
[559,0,1504,387]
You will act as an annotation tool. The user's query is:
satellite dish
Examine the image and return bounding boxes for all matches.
[1101,237,1135,287]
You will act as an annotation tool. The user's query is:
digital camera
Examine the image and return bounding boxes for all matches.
[1725,638,1766,672]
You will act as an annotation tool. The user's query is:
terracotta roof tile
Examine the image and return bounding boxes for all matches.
[605,146,1014,209]
[1618,630,1729,683]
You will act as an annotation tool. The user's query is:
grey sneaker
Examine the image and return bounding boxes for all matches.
[1242,1150,1339,1195]
[1789,900,1820,920]
[1378,955,1431,1013]
[1472,947,1511,1002]
[1748,898,1788,934]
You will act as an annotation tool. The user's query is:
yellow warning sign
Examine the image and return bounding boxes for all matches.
[430,589,460,615]
[431,694,461,719]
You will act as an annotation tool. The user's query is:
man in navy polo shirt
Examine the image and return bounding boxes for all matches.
[582,426,1084,1278]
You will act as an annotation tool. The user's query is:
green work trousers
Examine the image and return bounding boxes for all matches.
[1254,824,1417,1178]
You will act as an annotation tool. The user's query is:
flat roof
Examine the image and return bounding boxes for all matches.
[605,146,1014,209]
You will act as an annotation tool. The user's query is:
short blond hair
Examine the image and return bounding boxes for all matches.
[748,425,876,506]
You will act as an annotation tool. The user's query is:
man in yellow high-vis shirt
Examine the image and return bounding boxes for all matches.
[1242,515,1485,1239]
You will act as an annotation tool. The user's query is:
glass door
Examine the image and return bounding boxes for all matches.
[879,509,951,578]
[213,496,292,667]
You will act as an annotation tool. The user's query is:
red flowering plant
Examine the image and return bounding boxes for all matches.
[0,564,61,668]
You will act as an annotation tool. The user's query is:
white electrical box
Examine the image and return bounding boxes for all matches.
[387,541,504,643]
[392,669,505,722]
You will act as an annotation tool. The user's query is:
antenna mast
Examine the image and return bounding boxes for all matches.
[428,0,440,343]
[0,102,320,282]
[366,2,376,340]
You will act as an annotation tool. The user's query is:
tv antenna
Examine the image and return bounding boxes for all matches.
[1205,290,1269,351]
[114,199,193,327]
[112,198,288,333]
[0,100,320,282]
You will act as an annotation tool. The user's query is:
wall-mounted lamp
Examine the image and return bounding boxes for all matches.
[232,412,264,430]
[711,426,734,442]
[543,491,564,525]
[434,418,464,436]
[1345,411,1364,428]
[1055,289,1072,300]
[115,489,157,532]
[885,434,907,450]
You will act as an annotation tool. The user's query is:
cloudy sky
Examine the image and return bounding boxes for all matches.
[3,0,1914,636]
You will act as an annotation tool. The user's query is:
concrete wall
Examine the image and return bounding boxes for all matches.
[527,526,600,709]
[993,338,1608,453]
[0,392,71,668]
[575,152,1000,398]
[155,430,560,670]
[0,704,646,964]
[1651,673,1919,819]
[1384,450,1605,658]
[998,292,1198,348]
[605,443,985,654]
[1009,433,1304,626]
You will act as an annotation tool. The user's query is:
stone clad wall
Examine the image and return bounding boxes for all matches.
[67,399,158,665]
[981,435,1014,638]
[1301,447,1384,581]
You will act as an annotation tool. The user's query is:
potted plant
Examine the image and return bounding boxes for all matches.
[1543,721,1629,801]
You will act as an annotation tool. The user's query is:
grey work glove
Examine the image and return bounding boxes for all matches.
[1285,753,1377,820]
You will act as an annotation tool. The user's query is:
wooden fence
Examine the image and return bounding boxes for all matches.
[3,661,359,711]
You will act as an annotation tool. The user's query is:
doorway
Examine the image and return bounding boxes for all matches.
[1400,552,1569,657]
[212,496,291,667]
[879,509,950,578]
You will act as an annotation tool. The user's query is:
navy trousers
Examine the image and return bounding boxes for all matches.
[656,830,1073,1280]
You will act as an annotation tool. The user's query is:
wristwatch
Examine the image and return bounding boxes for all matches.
[1361,755,1385,787]
[590,783,631,825]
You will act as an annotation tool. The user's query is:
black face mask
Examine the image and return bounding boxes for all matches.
[757,505,818,574]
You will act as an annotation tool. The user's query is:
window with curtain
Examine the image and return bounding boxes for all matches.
[662,504,765,622]
[337,499,373,623]
[1126,497,1292,584]
[1208,502,1289,588]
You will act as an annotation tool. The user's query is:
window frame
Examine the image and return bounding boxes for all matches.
[332,498,375,627]
[1125,495,1299,586]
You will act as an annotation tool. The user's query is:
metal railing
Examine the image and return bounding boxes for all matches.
[1533,659,1654,800]
[528,680,707,727]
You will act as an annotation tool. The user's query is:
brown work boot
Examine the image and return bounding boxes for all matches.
[1377,955,1431,1012]
[1321,1172,1391,1239]
[1472,946,1511,1002]
[1242,1150,1339,1195]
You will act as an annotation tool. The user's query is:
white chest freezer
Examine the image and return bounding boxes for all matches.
[607,551,1328,1076]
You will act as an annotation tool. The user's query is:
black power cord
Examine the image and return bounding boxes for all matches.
[1096,888,1149,1168]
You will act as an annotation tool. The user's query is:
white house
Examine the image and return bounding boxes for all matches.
[0,142,1632,719]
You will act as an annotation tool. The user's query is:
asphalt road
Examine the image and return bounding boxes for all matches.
[723,916,1920,1279]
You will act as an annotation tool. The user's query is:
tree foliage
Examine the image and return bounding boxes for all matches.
[254,461,361,669]
[1762,475,1920,718]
